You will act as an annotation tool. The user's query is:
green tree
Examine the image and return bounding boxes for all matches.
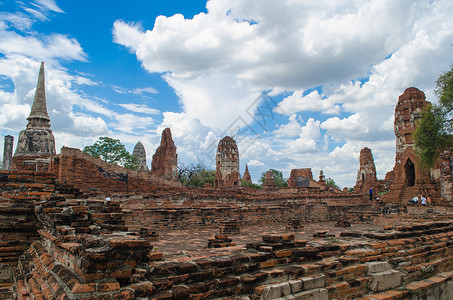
[190,170,216,188]
[82,137,139,170]
[259,169,287,187]
[414,66,453,169]
[241,180,262,189]
[177,163,216,188]
[325,177,339,189]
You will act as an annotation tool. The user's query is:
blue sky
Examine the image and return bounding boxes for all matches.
[1,0,453,188]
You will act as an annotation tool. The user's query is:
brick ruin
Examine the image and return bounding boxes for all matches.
[151,128,178,181]
[383,87,453,205]
[262,170,277,190]
[214,136,241,188]
[243,164,252,185]
[12,62,56,173]
[2,65,453,299]
[132,141,148,171]
[288,169,325,190]
[353,147,379,194]
[3,169,453,300]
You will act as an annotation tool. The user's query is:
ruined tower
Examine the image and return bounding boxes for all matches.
[214,136,241,188]
[262,170,277,190]
[384,87,434,202]
[13,62,56,171]
[133,141,148,171]
[3,135,14,171]
[151,128,177,180]
[319,170,326,185]
[354,147,378,193]
[242,164,252,185]
[288,168,313,188]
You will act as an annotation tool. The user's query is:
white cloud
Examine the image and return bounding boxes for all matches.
[35,0,64,13]
[118,103,160,115]
[277,90,341,115]
[111,0,453,188]
[163,72,261,130]
[112,20,146,52]
[157,112,217,167]
[113,85,158,95]
[273,114,302,138]
[247,160,264,167]
[111,113,154,134]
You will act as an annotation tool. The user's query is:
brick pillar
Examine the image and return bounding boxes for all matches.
[3,135,13,170]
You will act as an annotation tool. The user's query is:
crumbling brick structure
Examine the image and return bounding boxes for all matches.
[13,62,56,172]
[151,128,178,180]
[50,146,180,193]
[242,164,252,185]
[383,87,452,204]
[3,170,453,300]
[287,168,325,189]
[214,136,241,188]
[354,147,379,193]
[262,170,277,190]
[132,141,148,171]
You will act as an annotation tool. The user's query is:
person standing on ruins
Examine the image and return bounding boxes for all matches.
[369,187,373,201]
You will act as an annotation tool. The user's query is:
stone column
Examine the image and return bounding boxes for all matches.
[3,135,13,170]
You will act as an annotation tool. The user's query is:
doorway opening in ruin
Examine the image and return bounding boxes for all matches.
[361,173,365,186]
[404,158,415,187]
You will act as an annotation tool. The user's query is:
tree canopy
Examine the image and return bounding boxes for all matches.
[414,66,453,169]
[82,137,139,170]
[177,163,214,188]
[325,177,339,189]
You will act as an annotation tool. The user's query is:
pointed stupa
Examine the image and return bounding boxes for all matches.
[27,62,50,128]
[242,164,252,184]
[14,62,55,158]
[133,141,149,171]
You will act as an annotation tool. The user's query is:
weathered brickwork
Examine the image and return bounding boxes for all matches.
[383,88,453,204]
[151,128,178,180]
[13,62,56,172]
[215,136,241,188]
[2,170,453,299]
[354,147,379,193]
[121,196,368,232]
[243,164,252,185]
[51,146,180,193]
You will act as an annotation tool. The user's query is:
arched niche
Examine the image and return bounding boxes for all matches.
[404,158,415,187]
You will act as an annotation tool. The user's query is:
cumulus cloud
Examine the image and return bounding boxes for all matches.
[277,90,341,115]
[163,72,261,130]
[111,0,453,187]
[273,114,302,138]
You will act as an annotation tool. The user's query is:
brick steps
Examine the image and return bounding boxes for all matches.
[359,271,453,300]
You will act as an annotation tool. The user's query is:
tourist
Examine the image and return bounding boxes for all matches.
[369,187,373,201]
[420,195,427,205]
[427,195,432,205]
[409,196,419,204]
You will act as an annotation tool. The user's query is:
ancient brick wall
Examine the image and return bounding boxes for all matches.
[0,171,51,266]
[4,169,453,299]
[120,195,368,232]
[52,147,180,194]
